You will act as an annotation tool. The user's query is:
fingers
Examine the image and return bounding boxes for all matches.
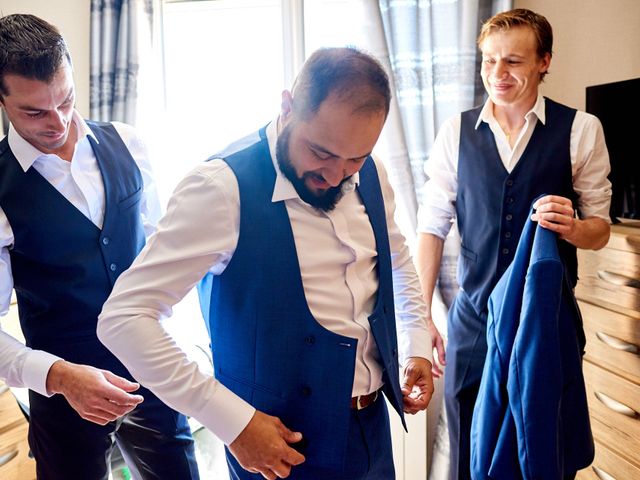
[403,390,432,414]
[531,196,576,238]
[229,411,306,478]
[532,195,573,211]
[102,370,142,393]
[401,358,435,414]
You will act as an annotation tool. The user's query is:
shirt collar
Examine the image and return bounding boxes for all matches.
[474,93,547,130]
[7,110,96,172]
[267,116,360,204]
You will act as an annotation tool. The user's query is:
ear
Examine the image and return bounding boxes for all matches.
[281,90,293,120]
[539,52,551,76]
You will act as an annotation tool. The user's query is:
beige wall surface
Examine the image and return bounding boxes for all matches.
[515,0,640,110]
[0,0,91,115]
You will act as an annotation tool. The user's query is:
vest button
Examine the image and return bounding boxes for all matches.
[305,335,315,345]
[507,197,515,204]
[110,263,117,271]
[502,248,509,255]
[102,237,110,245]
[505,232,512,239]
[506,179,514,187]
[301,386,312,397]
[506,214,513,221]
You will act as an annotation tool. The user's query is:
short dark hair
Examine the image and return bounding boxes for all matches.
[0,14,72,98]
[291,47,391,120]
[478,9,553,80]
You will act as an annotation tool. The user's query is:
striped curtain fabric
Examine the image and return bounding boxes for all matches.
[90,0,155,124]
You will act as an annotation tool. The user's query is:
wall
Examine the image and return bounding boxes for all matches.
[0,0,91,116]
[514,0,640,110]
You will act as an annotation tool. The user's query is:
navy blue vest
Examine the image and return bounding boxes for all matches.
[0,122,144,372]
[200,127,404,473]
[457,98,578,315]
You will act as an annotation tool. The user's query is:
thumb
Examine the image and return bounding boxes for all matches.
[102,371,144,405]
[281,426,303,444]
[402,369,418,394]
[103,370,140,392]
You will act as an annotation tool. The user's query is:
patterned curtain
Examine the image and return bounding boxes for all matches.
[378,0,511,226]
[377,0,511,307]
[90,0,156,124]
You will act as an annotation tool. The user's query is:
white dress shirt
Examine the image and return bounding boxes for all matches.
[98,119,431,445]
[0,111,161,396]
[418,94,612,239]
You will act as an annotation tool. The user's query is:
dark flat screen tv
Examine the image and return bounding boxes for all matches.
[586,77,640,221]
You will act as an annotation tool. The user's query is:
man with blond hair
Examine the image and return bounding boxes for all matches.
[416,8,611,479]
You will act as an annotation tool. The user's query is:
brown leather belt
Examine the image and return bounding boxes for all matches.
[351,390,379,410]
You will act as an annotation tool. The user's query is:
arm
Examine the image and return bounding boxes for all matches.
[414,231,446,349]
[531,198,610,249]
[97,161,304,476]
[373,157,435,413]
[531,112,612,250]
[0,330,143,424]
[412,115,461,373]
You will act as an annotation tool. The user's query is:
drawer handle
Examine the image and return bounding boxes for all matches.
[593,466,616,480]
[597,270,640,289]
[594,391,638,417]
[0,450,18,467]
[596,331,640,354]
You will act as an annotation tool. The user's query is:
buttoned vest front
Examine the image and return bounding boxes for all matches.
[0,122,144,372]
[200,127,404,474]
[457,98,578,316]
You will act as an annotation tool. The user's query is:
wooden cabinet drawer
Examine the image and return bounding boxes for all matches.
[605,225,640,255]
[576,245,640,316]
[576,438,640,479]
[0,386,35,480]
[583,361,640,465]
[580,301,640,384]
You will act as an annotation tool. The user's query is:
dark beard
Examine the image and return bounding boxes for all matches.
[276,124,347,212]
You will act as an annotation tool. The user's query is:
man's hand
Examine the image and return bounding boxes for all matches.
[427,317,446,378]
[229,410,305,479]
[46,360,144,425]
[401,357,435,415]
[531,195,577,240]
[532,195,610,249]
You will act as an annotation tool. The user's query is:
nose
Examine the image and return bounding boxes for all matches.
[493,60,508,79]
[323,160,347,187]
[48,109,67,132]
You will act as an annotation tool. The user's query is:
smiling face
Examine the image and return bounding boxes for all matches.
[276,91,386,211]
[480,26,550,112]
[0,61,76,156]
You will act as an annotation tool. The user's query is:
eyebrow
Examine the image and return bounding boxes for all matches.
[309,142,371,161]
[19,87,75,112]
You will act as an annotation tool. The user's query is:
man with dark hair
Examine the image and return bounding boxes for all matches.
[0,14,199,479]
[415,8,611,480]
[99,46,442,480]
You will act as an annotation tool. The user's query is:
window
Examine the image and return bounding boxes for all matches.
[153,0,369,201]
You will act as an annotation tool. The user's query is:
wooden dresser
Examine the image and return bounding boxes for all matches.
[0,383,36,479]
[575,224,640,479]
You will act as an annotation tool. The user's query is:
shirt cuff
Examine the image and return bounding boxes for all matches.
[21,349,61,397]
[191,382,256,445]
[398,327,432,367]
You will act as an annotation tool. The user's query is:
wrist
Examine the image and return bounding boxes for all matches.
[45,359,67,395]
